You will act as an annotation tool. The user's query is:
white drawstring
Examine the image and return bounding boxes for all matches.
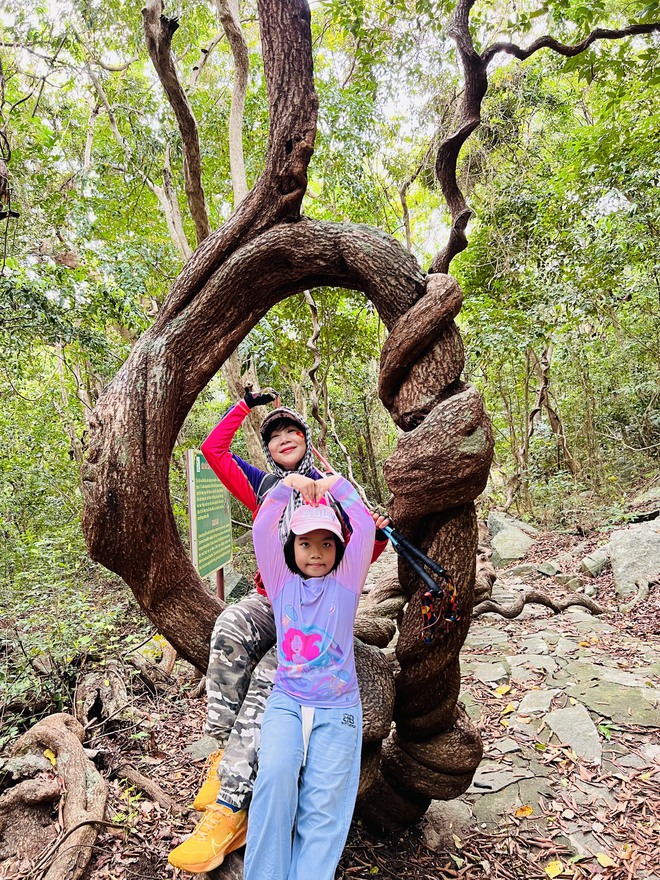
[301,705,315,766]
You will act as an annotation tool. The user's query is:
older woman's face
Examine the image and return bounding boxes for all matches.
[268,424,306,469]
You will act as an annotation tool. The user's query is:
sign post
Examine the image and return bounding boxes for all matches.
[187,450,232,599]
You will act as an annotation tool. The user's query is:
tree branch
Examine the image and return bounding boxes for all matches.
[482,22,660,66]
[429,0,487,273]
[142,0,211,244]
[215,0,249,204]
[304,290,328,453]
[428,8,660,274]
[154,0,318,325]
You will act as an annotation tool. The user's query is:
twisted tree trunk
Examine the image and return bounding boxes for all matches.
[82,0,492,832]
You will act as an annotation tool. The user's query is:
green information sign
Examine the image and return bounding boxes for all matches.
[187,450,232,578]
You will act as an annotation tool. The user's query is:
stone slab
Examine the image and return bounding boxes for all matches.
[553,637,580,656]
[487,511,540,538]
[557,673,660,728]
[469,776,554,827]
[472,661,510,684]
[538,560,562,577]
[504,563,538,577]
[517,688,560,714]
[422,800,475,851]
[184,735,221,761]
[599,668,655,688]
[520,635,550,655]
[489,737,521,755]
[464,625,511,648]
[580,549,609,578]
[545,704,602,765]
[467,761,533,794]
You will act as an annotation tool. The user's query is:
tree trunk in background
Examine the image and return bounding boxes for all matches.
[362,397,384,506]
[221,351,268,470]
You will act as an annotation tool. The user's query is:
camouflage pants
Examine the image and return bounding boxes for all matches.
[205,591,277,810]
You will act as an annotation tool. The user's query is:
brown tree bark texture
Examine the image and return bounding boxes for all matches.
[8,713,108,880]
[82,0,493,832]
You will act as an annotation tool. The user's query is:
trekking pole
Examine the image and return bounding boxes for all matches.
[312,446,460,641]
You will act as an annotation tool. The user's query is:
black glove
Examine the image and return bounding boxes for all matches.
[244,386,279,409]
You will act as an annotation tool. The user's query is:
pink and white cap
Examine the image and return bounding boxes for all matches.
[289,504,344,542]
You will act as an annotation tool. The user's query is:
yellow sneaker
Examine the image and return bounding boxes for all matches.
[168,804,247,873]
[191,748,224,811]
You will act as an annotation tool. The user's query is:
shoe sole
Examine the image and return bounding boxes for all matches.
[168,823,248,873]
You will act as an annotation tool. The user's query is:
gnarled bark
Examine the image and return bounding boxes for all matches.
[82,0,491,833]
[4,713,108,880]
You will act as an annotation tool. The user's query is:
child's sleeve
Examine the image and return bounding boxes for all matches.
[329,477,376,595]
[201,401,267,515]
[252,481,293,600]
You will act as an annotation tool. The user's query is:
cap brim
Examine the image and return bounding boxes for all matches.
[291,520,344,541]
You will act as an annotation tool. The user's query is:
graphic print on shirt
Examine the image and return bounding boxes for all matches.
[277,619,351,701]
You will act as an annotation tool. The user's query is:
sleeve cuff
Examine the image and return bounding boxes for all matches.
[326,475,353,501]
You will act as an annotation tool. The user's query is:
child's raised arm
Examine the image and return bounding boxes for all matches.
[321,476,376,595]
[252,480,298,600]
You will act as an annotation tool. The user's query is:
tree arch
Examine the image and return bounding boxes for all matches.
[82,0,493,830]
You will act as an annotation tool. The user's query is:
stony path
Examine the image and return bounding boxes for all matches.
[450,576,660,879]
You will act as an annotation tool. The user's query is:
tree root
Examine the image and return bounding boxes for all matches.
[32,819,122,879]
[619,580,650,613]
[114,763,182,813]
[6,713,108,880]
[473,589,607,618]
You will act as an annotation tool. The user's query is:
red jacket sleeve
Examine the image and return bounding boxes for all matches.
[200,401,267,515]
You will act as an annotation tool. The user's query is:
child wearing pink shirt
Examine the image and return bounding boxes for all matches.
[245,472,375,880]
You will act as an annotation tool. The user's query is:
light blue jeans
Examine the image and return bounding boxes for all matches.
[244,689,362,880]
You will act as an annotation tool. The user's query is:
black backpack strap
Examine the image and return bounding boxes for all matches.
[256,473,281,506]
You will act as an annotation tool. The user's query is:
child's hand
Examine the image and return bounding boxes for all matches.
[283,474,318,504]
[371,512,391,531]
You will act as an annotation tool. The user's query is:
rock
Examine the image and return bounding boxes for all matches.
[489,738,521,755]
[464,625,511,648]
[421,800,475,850]
[467,761,533,794]
[609,522,660,597]
[184,735,221,760]
[520,635,549,655]
[555,573,585,588]
[508,654,558,680]
[491,527,536,568]
[553,637,580,656]
[547,660,659,727]
[505,563,538,576]
[224,568,253,603]
[579,549,609,578]
[545,704,602,765]
[640,743,660,764]
[537,560,562,577]
[517,688,560,715]
[472,662,509,684]
[487,511,540,538]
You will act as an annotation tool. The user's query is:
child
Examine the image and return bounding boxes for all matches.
[169,391,388,873]
[245,471,375,880]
